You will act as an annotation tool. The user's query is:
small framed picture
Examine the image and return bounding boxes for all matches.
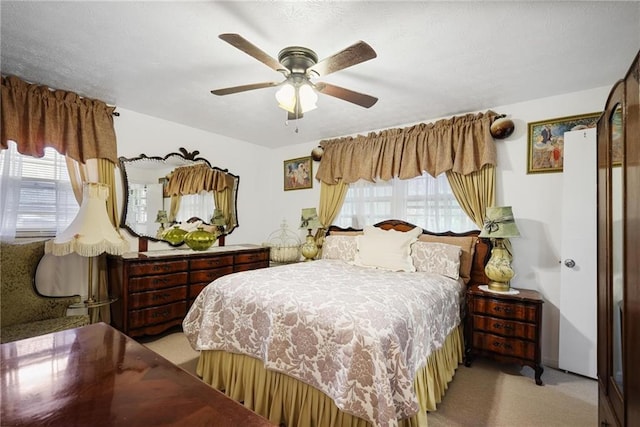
[284,156,312,190]
[527,112,600,174]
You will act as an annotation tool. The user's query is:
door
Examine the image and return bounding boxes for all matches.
[559,128,597,379]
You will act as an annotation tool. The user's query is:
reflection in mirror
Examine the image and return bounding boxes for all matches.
[119,148,239,245]
[610,104,623,393]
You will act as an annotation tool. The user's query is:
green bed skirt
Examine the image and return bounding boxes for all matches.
[197,325,464,427]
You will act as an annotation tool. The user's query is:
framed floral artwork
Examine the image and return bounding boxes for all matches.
[284,156,312,190]
[527,112,601,173]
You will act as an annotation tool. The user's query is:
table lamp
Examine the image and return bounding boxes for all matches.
[299,207,322,261]
[478,206,520,292]
[155,209,169,238]
[45,182,130,308]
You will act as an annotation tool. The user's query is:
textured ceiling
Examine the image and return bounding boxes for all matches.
[1,1,639,148]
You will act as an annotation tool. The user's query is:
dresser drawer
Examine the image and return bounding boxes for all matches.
[129,301,187,329]
[189,283,207,299]
[235,250,269,265]
[471,298,538,322]
[234,262,268,272]
[190,266,234,284]
[129,286,188,309]
[129,272,188,293]
[472,332,536,360]
[473,315,537,340]
[190,255,233,270]
[128,260,188,277]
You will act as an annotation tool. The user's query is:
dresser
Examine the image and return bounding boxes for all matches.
[465,284,544,385]
[108,245,270,337]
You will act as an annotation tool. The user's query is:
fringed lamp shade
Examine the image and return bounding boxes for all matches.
[45,182,129,257]
[45,182,129,307]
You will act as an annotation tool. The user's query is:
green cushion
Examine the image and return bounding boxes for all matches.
[1,315,90,344]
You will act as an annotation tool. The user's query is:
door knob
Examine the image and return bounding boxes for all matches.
[564,259,576,268]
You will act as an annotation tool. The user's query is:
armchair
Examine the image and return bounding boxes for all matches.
[1,240,90,343]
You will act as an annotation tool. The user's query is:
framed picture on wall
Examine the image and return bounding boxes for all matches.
[527,112,601,174]
[284,156,312,190]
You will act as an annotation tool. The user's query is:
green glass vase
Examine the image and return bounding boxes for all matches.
[184,227,217,251]
[163,226,187,246]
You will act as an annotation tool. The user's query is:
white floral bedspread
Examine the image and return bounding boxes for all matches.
[183,259,465,427]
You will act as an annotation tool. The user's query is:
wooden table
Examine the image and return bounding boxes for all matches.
[0,323,276,426]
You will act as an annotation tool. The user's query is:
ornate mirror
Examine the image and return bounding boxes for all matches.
[119,148,239,245]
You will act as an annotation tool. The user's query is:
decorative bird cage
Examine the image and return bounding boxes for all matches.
[265,220,301,263]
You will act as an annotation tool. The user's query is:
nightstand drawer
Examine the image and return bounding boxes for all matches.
[472,315,537,340]
[471,298,538,322]
[472,332,536,360]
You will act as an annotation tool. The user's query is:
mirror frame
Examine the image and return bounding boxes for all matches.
[118,147,239,246]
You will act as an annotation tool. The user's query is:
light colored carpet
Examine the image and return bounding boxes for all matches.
[141,331,597,427]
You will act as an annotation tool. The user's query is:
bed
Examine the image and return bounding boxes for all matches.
[183,220,491,427]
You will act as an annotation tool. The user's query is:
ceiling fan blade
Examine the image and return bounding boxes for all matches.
[219,33,285,73]
[211,81,279,96]
[315,82,378,108]
[308,41,377,77]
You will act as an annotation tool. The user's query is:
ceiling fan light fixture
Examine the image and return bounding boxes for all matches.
[276,80,317,114]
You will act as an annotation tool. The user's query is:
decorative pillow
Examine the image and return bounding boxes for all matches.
[411,241,462,279]
[353,225,423,272]
[322,235,358,261]
[416,235,477,284]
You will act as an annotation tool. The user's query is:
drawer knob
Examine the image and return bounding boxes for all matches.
[564,259,576,268]
[492,341,513,350]
[151,310,170,319]
[493,306,513,314]
[493,322,514,331]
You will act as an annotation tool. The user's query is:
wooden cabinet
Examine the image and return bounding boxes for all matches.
[108,245,269,337]
[597,50,639,427]
[465,284,544,385]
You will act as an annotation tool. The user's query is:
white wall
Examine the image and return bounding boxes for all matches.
[115,85,611,368]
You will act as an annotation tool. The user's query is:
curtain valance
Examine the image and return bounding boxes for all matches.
[315,110,498,184]
[1,75,118,163]
[165,164,233,196]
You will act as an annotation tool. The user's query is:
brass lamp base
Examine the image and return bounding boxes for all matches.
[484,238,515,293]
[300,231,318,261]
[488,281,511,292]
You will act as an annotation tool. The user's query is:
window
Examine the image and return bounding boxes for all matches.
[0,141,79,238]
[334,172,477,232]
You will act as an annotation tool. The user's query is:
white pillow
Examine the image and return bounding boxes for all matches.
[411,241,462,279]
[322,235,358,261]
[353,225,423,272]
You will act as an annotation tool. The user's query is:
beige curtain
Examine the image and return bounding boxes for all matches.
[2,75,120,323]
[317,180,349,227]
[313,111,498,231]
[165,163,231,196]
[169,196,182,222]
[66,158,121,323]
[315,111,497,185]
[446,165,496,228]
[1,75,118,163]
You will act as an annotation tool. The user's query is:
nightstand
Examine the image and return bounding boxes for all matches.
[465,283,544,385]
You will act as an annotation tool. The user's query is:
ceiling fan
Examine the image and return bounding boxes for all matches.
[211,33,378,120]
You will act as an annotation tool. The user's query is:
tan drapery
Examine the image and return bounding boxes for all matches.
[1,75,118,164]
[165,163,231,196]
[317,180,349,228]
[315,111,497,185]
[446,165,496,228]
[66,158,121,323]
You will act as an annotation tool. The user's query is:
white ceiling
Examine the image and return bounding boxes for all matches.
[1,1,639,148]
